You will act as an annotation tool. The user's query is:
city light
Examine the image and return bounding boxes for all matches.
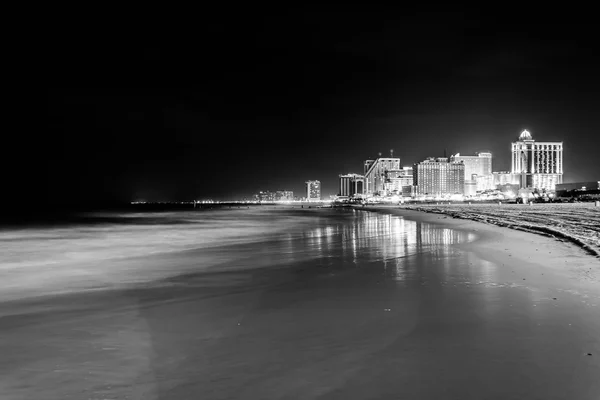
[326,129,571,204]
[139,130,586,205]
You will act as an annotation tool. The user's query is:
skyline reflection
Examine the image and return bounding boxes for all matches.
[302,210,477,267]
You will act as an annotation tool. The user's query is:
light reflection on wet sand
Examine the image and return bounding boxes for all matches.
[1,208,599,399]
[305,210,477,265]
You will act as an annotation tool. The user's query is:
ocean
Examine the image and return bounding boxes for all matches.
[3,207,599,399]
[0,207,475,302]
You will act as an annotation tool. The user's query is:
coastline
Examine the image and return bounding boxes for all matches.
[2,207,600,399]
[360,205,600,286]
[385,203,600,257]
[363,206,600,387]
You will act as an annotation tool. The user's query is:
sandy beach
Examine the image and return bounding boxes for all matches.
[1,207,599,399]
[400,202,600,256]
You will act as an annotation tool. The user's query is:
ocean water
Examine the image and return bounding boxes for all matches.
[3,207,600,400]
[0,207,476,302]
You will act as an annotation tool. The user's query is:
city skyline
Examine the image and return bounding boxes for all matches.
[140,128,570,202]
[24,7,600,209]
[237,129,567,202]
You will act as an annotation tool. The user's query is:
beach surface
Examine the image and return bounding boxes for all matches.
[1,207,599,399]
[402,202,600,256]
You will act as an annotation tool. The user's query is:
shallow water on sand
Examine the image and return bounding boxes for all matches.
[0,208,475,302]
[1,208,599,400]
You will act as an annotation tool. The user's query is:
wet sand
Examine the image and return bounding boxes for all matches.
[1,208,599,399]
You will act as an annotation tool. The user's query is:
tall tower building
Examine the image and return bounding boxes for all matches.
[364,157,401,196]
[511,130,563,190]
[413,157,465,197]
[305,180,321,201]
[364,160,375,176]
[339,174,365,197]
[450,152,493,195]
[451,152,492,178]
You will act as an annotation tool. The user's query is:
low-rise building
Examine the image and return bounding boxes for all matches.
[555,181,600,192]
[275,190,294,201]
[402,185,417,198]
[555,181,600,198]
[256,191,275,202]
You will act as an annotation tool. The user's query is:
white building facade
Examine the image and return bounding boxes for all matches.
[511,130,563,191]
[305,180,321,201]
[451,152,493,195]
[339,174,365,197]
[363,158,401,196]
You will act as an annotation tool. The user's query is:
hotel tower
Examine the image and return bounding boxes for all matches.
[511,130,563,191]
[305,180,321,201]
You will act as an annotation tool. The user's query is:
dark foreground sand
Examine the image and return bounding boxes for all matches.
[1,208,599,399]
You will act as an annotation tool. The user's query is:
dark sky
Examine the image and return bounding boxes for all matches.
[27,7,600,206]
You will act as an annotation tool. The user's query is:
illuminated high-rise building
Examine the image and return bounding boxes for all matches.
[413,157,465,197]
[339,174,364,197]
[364,157,401,195]
[451,152,492,177]
[450,152,493,195]
[511,130,563,190]
[385,166,413,195]
[364,160,376,176]
[305,180,321,201]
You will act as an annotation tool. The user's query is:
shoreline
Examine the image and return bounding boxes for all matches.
[2,207,600,399]
[3,206,599,311]
[359,203,600,258]
[358,206,600,289]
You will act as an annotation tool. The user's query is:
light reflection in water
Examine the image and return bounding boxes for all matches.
[302,211,477,268]
[0,209,479,303]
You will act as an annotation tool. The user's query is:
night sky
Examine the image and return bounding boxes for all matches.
[30,7,600,208]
